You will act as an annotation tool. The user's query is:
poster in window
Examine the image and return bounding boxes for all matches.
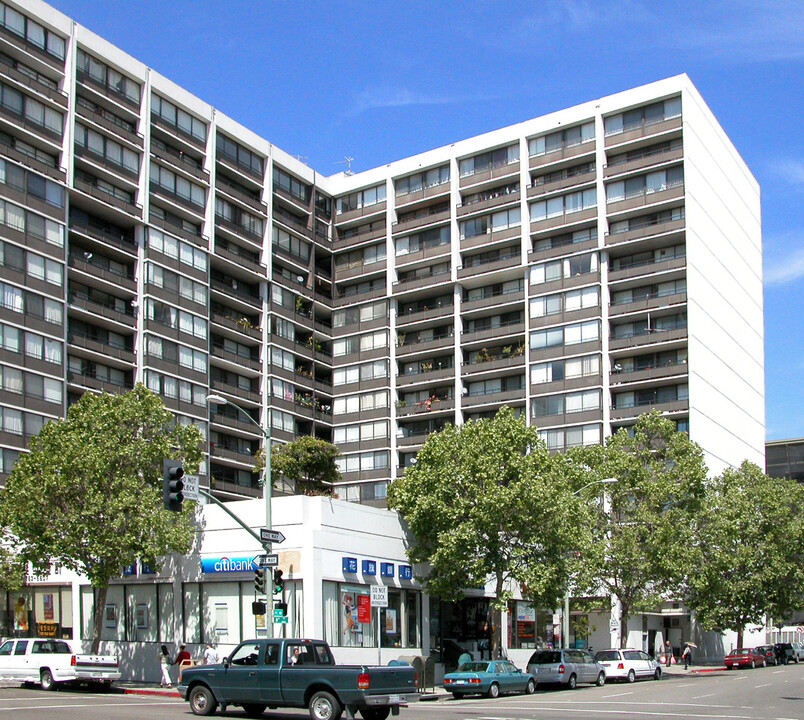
[357,594,371,623]
[104,603,117,629]
[43,593,54,620]
[135,603,149,629]
[385,608,397,635]
[341,590,361,636]
[215,603,228,638]
[13,595,28,632]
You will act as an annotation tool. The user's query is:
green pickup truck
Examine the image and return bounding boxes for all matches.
[179,638,419,720]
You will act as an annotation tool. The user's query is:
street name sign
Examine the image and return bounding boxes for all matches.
[260,528,286,544]
[370,585,388,608]
[256,553,279,568]
[183,475,199,501]
[274,616,289,624]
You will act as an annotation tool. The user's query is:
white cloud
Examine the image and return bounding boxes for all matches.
[347,87,464,117]
[765,246,804,286]
[773,160,804,188]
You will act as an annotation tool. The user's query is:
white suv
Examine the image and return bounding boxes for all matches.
[594,649,662,682]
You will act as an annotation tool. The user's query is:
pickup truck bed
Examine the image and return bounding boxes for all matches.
[0,638,120,689]
[180,638,418,720]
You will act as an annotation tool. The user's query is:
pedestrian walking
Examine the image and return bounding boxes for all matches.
[664,640,673,667]
[682,643,692,669]
[203,643,219,665]
[172,643,193,682]
[159,645,172,688]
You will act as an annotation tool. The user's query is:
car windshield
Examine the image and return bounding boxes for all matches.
[595,651,620,661]
[732,649,750,654]
[528,651,561,664]
[458,662,489,673]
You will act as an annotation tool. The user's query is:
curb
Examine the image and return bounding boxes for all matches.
[118,686,181,698]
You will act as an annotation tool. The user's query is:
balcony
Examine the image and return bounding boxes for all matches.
[396,303,454,326]
[394,182,451,209]
[461,320,525,345]
[462,387,526,408]
[604,144,684,178]
[609,363,688,386]
[606,184,685,216]
[608,325,687,351]
[605,217,685,247]
[459,161,520,189]
[457,253,521,279]
[461,353,526,376]
[335,201,387,225]
[527,169,596,199]
[528,141,596,170]
[604,116,683,149]
[392,208,450,234]
[530,372,603,396]
[457,190,520,217]
[396,397,455,417]
[608,255,686,283]
[529,207,597,235]
[460,224,521,251]
[609,291,687,318]
[610,398,688,422]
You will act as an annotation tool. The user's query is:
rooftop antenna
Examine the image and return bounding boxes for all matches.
[337,156,354,176]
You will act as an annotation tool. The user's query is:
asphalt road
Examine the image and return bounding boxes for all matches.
[2,665,804,720]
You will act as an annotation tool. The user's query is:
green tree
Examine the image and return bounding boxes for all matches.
[0,385,202,651]
[256,435,341,495]
[684,461,804,648]
[570,411,707,647]
[0,528,26,592]
[387,406,588,658]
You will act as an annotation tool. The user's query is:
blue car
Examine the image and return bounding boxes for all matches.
[442,660,537,699]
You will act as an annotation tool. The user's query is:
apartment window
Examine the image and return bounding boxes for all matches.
[333,360,388,386]
[332,301,387,328]
[0,81,63,135]
[0,3,66,59]
[335,243,385,270]
[147,229,207,272]
[607,138,683,167]
[464,279,523,302]
[77,95,135,133]
[395,225,450,256]
[460,207,521,239]
[145,299,207,340]
[604,97,682,136]
[606,166,684,203]
[530,253,598,284]
[75,169,134,204]
[398,261,449,283]
[532,389,600,417]
[273,227,311,262]
[273,167,310,204]
[529,188,596,222]
[216,133,263,176]
[337,277,384,299]
[76,49,140,104]
[0,447,19,472]
[146,264,207,305]
[145,370,205,406]
[464,310,523,333]
[336,184,386,215]
[529,122,594,157]
[333,331,388,356]
[150,205,201,238]
[0,199,63,247]
[0,130,57,168]
[70,319,129,351]
[270,347,294,372]
[610,243,685,271]
[531,355,599,384]
[395,165,449,195]
[539,424,600,451]
[146,334,207,373]
[462,181,519,206]
[151,94,207,141]
[611,279,685,305]
[270,409,295,434]
[334,420,389,444]
[0,159,64,207]
[7,244,62,286]
[466,375,525,397]
[613,384,688,409]
[612,313,687,339]
[530,286,598,318]
[459,144,519,177]
[216,198,264,237]
[75,124,139,173]
[333,390,389,415]
[337,451,389,473]
[150,162,205,206]
[533,226,597,253]
[530,320,599,350]
[1,284,61,324]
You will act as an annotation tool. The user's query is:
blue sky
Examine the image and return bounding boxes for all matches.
[48,0,804,440]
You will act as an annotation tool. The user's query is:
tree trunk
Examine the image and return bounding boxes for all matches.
[91,585,109,654]
[736,627,743,650]
[619,602,629,649]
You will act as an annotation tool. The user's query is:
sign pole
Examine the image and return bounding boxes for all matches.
[377,606,381,667]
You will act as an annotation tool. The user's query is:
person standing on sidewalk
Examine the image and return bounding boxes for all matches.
[664,640,673,667]
[682,643,692,669]
[158,645,172,688]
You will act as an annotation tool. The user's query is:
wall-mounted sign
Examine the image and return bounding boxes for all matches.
[201,557,258,574]
[342,557,358,573]
[380,562,394,578]
[399,565,413,580]
[362,560,376,575]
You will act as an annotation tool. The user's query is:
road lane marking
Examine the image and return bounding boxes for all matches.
[692,693,715,699]
[754,683,771,688]
[475,710,789,719]
[0,701,177,712]
[601,691,634,697]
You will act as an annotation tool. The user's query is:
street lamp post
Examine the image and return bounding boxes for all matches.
[562,477,617,649]
[207,394,273,627]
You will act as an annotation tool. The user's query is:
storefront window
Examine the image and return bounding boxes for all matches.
[507,601,550,649]
[81,583,173,644]
[126,584,157,642]
[323,582,421,649]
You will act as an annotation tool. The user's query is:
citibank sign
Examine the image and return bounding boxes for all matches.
[201,556,258,574]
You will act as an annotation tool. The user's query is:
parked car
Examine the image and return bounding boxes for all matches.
[180,638,418,719]
[774,642,800,664]
[526,649,605,689]
[594,649,662,682]
[724,648,767,669]
[442,660,536,699]
[0,638,120,690]
[790,641,804,662]
[754,645,780,666]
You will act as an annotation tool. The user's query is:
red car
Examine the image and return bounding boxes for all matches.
[724,648,767,669]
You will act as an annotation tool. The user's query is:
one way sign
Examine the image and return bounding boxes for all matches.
[260,528,285,544]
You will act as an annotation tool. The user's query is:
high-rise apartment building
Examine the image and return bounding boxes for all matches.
[0,0,764,505]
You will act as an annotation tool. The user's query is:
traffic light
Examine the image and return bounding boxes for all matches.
[162,460,185,512]
[275,601,287,617]
[273,569,284,594]
[252,601,266,615]
[254,567,266,594]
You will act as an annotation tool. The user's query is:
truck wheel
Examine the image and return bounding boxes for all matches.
[309,690,343,720]
[359,708,390,720]
[189,685,218,716]
[242,704,267,717]
[40,669,56,691]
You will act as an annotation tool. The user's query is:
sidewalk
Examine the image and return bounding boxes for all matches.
[113,681,182,698]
